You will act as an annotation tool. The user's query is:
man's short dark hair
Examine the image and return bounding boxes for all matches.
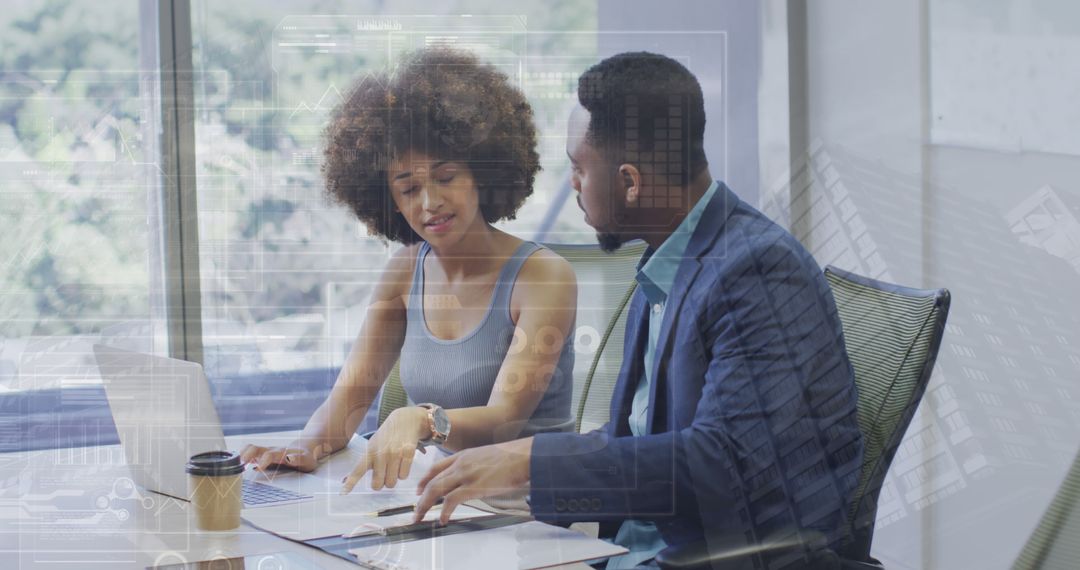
[577,52,707,189]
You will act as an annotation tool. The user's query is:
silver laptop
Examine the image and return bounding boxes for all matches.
[94,344,313,508]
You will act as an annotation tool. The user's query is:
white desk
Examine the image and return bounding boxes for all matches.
[0,432,592,569]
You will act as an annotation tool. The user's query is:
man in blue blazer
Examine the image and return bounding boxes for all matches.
[414,52,863,567]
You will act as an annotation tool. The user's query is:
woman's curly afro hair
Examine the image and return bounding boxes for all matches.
[321,48,540,244]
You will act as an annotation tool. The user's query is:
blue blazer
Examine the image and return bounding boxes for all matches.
[529,183,864,550]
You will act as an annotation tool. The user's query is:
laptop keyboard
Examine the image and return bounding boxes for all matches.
[242,479,313,507]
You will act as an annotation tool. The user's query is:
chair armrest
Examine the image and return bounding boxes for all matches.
[655,529,839,570]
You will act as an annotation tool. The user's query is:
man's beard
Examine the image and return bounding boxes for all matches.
[596,231,624,253]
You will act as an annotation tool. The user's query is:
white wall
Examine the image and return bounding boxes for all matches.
[773,2,1080,568]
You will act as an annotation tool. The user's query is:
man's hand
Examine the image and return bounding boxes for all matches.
[413,437,533,525]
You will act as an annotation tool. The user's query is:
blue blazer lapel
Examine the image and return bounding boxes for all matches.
[609,287,649,437]
[645,183,740,432]
[645,259,701,430]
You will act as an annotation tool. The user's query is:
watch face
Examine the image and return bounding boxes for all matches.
[432,406,450,435]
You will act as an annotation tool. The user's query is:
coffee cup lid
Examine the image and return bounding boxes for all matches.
[186,450,244,476]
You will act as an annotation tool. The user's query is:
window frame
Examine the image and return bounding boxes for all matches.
[156,0,205,365]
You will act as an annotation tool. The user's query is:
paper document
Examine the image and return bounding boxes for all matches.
[243,489,457,540]
[347,520,627,570]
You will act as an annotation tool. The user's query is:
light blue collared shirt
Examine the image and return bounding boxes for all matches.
[607,180,720,569]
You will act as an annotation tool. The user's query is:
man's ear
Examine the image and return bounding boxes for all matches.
[618,164,642,206]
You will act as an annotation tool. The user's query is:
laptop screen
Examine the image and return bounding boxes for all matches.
[94,345,227,500]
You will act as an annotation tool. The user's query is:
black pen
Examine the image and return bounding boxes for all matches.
[370,497,443,517]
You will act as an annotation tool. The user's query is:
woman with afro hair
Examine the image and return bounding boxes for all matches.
[241,49,577,495]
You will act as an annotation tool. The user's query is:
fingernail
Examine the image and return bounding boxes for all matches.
[341,476,347,483]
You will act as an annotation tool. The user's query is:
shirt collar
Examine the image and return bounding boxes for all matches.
[636,180,720,304]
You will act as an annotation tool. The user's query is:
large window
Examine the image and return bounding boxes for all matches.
[0,1,166,450]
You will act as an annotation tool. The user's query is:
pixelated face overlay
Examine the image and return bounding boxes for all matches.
[567,105,626,252]
[388,149,483,247]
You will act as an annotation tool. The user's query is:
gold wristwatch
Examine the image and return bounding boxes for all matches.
[417,403,450,446]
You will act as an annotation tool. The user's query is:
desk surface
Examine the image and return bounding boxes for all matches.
[0,431,591,569]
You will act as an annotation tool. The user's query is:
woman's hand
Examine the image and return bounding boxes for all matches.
[239,443,319,473]
[341,406,429,493]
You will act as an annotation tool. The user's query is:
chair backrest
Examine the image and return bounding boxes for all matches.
[377,241,647,434]
[378,360,407,427]
[823,266,950,560]
[544,241,645,433]
[1012,449,1080,569]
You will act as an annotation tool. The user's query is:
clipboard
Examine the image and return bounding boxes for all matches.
[302,514,532,568]
[345,519,628,569]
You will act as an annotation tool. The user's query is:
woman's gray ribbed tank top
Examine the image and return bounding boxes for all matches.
[398,240,574,437]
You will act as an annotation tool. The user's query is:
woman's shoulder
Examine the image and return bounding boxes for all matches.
[378,243,424,296]
[515,244,577,292]
[389,241,424,265]
[504,240,576,326]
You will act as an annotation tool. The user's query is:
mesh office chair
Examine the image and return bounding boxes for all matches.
[377,360,408,427]
[375,241,648,435]
[827,266,951,567]
[657,266,950,570]
[1012,449,1080,570]
[546,241,645,433]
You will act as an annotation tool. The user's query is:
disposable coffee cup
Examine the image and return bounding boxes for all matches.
[186,450,243,531]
